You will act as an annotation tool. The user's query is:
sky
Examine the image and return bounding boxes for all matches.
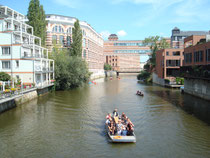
[1,0,210,40]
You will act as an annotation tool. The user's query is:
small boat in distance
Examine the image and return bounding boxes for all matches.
[136,90,144,96]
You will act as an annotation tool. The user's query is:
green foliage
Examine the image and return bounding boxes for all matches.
[51,49,90,90]
[104,64,112,71]
[0,72,11,81]
[143,36,170,68]
[70,19,83,57]
[137,71,150,80]
[176,77,184,85]
[27,0,47,46]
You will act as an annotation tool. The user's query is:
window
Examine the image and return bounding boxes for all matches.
[59,35,64,45]
[166,60,180,67]
[83,50,86,58]
[2,61,11,69]
[166,52,169,56]
[67,27,72,34]
[16,60,19,68]
[83,38,86,47]
[2,47,10,55]
[67,36,71,46]
[194,51,203,62]
[206,49,210,62]
[184,53,192,63]
[52,26,58,32]
[52,35,57,44]
[173,51,180,56]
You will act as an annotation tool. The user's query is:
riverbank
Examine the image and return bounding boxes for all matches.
[0,86,53,114]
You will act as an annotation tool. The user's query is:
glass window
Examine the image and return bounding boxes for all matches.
[83,50,86,58]
[166,52,169,56]
[2,61,11,69]
[83,38,86,47]
[2,47,10,55]
[67,36,71,46]
[59,35,64,45]
[52,35,57,44]
[67,27,72,34]
[16,60,19,68]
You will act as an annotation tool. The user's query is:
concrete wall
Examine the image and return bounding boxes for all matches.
[184,78,210,101]
[152,72,165,86]
[14,90,37,105]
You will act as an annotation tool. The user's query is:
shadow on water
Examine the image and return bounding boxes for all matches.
[149,87,210,125]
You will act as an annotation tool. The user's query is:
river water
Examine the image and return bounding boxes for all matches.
[0,75,210,158]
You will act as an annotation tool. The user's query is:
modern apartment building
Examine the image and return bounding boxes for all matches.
[155,48,184,81]
[171,27,210,48]
[45,14,104,79]
[0,6,54,87]
[104,34,151,72]
[182,35,210,100]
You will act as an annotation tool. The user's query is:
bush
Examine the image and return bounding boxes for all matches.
[104,64,112,71]
[137,71,150,80]
[53,50,90,90]
[0,72,11,81]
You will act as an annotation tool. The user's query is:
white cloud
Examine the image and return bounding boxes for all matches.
[117,30,127,37]
[100,30,111,39]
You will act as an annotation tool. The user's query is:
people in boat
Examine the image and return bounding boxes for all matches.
[108,121,115,135]
[106,113,111,120]
[116,119,123,135]
[121,125,127,136]
[113,108,119,117]
[126,118,134,135]
[106,114,113,126]
[121,112,127,124]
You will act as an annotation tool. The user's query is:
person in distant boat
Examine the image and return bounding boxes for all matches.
[121,124,127,136]
[126,118,134,135]
[113,109,119,117]
[108,121,115,135]
[116,120,123,135]
[106,113,112,120]
[121,112,127,124]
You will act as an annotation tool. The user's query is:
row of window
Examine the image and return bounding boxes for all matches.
[166,51,181,56]
[114,50,151,54]
[166,60,180,67]
[184,49,210,63]
[2,47,10,55]
[52,35,87,47]
[1,60,19,69]
[114,43,146,46]
[52,25,86,36]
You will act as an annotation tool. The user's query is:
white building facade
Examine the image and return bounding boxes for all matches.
[45,14,104,79]
[0,6,54,87]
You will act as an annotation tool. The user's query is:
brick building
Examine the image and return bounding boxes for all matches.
[155,48,184,81]
[104,34,151,72]
[171,27,210,48]
[182,35,210,100]
[45,14,104,79]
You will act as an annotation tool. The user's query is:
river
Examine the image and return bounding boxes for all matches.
[0,75,210,158]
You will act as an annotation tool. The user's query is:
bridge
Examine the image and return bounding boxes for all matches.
[116,68,141,75]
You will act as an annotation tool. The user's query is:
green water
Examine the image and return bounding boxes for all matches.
[0,75,210,158]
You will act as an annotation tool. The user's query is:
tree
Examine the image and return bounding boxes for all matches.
[70,19,83,57]
[27,0,47,46]
[0,72,11,81]
[143,36,170,68]
[51,47,90,90]
[104,64,112,71]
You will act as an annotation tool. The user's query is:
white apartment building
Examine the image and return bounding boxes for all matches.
[45,14,104,79]
[0,5,54,88]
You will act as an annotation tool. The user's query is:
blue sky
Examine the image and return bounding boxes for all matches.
[1,0,210,40]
